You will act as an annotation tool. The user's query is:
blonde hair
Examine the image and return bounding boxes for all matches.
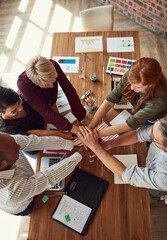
[25,56,58,86]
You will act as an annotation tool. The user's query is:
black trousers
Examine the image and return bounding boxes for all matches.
[14,198,35,216]
[149,189,167,203]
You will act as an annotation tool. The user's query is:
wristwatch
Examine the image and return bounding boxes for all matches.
[72,133,77,140]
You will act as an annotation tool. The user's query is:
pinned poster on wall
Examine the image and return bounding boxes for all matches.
[106,57,136,75]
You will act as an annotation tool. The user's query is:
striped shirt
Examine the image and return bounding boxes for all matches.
[122,126,167,191]
[0,134,82,214]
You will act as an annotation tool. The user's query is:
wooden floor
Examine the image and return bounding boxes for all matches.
[0,0,167,239]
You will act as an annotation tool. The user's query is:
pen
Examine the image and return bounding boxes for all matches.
[110,66,114,90]
[87,98,92,104]
[43,194,61,197]
[90,99,96,107]
[58,103,68,108]
[81,53,93,62]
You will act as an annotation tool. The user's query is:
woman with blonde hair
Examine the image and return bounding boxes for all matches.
[74,57,167,145]
[17,56,86,135]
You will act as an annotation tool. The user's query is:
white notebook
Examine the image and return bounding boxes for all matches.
[113,154,138,184]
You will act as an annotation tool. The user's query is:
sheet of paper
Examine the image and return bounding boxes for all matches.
[113,154,138,184]
[107,37,134,53]
[56,84,71,113]
[53,56,79,73]
[109,110,131,126]
[46,123,58,130]
[64,112,77,123]
[52,194,92,233]
[75,36,103,53]
[106,56,136,75]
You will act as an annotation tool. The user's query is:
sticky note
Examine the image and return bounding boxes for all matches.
[42,196,49,203]
[63,213,72,223]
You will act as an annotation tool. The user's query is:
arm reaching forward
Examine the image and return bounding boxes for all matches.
[77,126,126,180]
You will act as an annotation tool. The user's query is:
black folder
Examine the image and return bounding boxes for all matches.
[51,168,109,235]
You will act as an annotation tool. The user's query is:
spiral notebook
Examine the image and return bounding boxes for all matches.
[51,168,108,235]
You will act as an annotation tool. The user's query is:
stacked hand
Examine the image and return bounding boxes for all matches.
[77,126,99,152]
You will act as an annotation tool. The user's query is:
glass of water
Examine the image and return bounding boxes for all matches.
[78,67,85,79]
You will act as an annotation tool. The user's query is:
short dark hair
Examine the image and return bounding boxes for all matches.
[0,134,7,162]
[159,116,167,147]
[0,87,19,113]
[0,150,6,162]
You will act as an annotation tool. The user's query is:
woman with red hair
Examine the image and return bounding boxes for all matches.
[88,57,167,137]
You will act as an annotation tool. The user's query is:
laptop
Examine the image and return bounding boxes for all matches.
[111,78,133,110]
[40,154,66,190]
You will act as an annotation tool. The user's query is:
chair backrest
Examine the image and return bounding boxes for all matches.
[80,5,114,32]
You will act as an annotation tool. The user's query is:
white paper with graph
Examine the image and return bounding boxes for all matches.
[52,194,92,234]
[75,36,103,53]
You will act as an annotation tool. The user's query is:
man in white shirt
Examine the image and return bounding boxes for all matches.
[0,133,86,215]
[77,116,167,200]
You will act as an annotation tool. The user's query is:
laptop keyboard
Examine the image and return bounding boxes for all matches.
[49,157,61,166]
[48,155,66,191]
[117,95,127,105]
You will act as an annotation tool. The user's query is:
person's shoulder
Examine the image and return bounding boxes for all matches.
[17,71,30,88]
[137,125,152,142]
[50,59,57,67]
[21,96,29,109]
[122,71,128,82]
[146,93,167,106]
[154,92,167,101]
[18,71,28,81]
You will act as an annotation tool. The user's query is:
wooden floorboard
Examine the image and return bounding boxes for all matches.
[0,0,167,239]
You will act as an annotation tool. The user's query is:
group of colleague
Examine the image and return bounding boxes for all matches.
[0,56,167,216]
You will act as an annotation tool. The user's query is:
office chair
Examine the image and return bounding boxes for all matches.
[80,5,114,32]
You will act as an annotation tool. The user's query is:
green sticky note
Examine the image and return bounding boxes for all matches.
[42,196,49,203]
[64,214,71,223]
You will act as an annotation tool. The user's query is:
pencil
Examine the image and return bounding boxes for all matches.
[81,53,93,62]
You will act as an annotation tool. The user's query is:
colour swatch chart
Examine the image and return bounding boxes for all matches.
[75,36,103,53]
[106,57,136,75]
[52,194,92,234]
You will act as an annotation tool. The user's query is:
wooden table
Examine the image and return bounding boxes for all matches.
[28,31,152,240]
